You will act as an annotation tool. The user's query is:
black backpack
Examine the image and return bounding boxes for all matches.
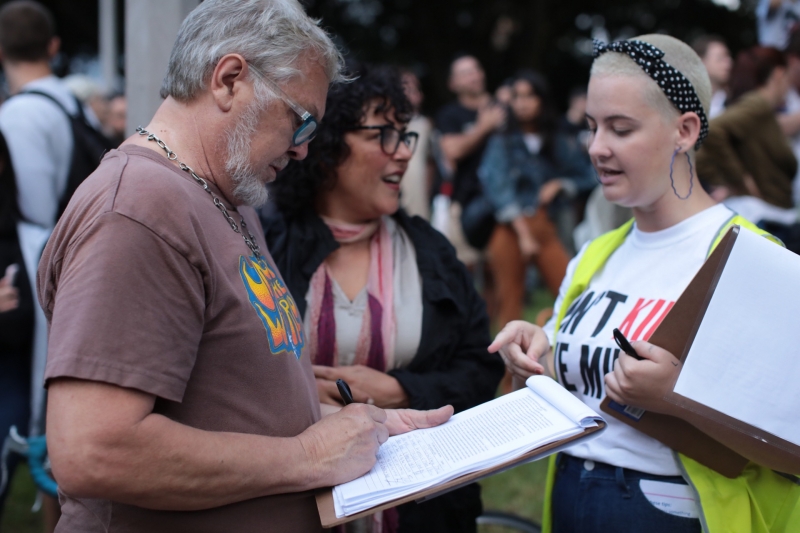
[18,90,115,219]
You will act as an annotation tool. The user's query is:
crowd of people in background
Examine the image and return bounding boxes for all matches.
[2,0,800,532]
[390,16,800,336]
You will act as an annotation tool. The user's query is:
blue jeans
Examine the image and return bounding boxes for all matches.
[551,453,701,533]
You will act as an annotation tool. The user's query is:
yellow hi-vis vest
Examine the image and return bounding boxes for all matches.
[542,214,800,533]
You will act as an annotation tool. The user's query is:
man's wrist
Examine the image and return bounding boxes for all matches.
[291,432,327,489]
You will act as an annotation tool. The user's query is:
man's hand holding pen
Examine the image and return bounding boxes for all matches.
[303,377,453,487]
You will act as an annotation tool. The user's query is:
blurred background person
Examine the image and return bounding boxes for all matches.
[62,74,106,129]
[778,29,800,206]
[104,92,127,146]
[494,77,514,107]
[436,55,506,257]
[697,45,797,223]
[559,86,590,148]
[0,131,35,526]
[399,69,433,221]
[477,69,593,330]
[0,0,78,230]
[264,64,504,533]
[757,0,800,50]
[555,85,597,251]
[0,4,82,528]
[692,34,733,118]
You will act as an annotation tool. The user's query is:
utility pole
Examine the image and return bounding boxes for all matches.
[125,0,200,134]
[98,0,118,93]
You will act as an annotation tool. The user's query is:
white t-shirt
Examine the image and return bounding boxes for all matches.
[0,75,76,229]
[709,90,727,120]
[523,133,543,155]
[543,203,735,475]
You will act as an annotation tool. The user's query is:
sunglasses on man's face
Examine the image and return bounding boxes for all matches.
[349,125,419,156]
[247,62,318,146]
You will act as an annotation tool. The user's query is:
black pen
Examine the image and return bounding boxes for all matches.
[612,328,645,361]
[336,378,354,405]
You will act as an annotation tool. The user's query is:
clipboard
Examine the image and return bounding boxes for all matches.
[316,421,605,527]
[600,226,800,478]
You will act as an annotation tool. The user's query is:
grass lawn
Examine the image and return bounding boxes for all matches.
[1,465,43,533]
[479,288,555,525]
[480,458,549,525]
[2,460,550,532]
[2,289,556,532]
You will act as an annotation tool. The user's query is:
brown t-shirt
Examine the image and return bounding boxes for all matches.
[39,146,322,533]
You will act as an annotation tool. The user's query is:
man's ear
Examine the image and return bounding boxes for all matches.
[209,54,249,113]
[47,37,60,60]
[676,111,701,153]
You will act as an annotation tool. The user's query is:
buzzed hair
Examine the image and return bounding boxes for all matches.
[0,0,55,62]
[591,34,712,151]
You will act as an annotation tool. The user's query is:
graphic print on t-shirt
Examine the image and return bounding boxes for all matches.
[239,254,305,359]
[544,204,735,474]
[554,289,675,399]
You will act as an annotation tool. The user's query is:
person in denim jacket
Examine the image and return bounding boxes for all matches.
[478,70,594,331]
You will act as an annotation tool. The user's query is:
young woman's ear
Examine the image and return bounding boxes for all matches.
[676,112,701,152]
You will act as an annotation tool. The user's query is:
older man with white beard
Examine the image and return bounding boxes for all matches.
[35,1,452,532]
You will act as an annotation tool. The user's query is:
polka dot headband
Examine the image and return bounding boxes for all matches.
[593,39,709,149]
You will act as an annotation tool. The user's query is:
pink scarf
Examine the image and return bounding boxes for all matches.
[307,216,396,372]
[308,216,398,533]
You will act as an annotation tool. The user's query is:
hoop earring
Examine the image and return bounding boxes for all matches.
[669,148,694,200]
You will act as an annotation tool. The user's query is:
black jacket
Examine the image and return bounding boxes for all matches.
[262,207,503,414]
[0,226,34,368]
[262,207,504,532]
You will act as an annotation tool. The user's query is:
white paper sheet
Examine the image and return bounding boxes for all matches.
[333,383,602,517]
[673,228,800,445]
[526,375,602,427]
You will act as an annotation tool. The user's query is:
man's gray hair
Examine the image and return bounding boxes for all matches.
[160,0,344,101]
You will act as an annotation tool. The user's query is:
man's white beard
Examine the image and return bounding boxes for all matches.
[225,99,270,208]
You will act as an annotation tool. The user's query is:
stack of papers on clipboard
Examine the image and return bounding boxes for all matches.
[317,376,606,527]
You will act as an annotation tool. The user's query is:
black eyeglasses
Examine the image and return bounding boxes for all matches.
[349,125,419,156]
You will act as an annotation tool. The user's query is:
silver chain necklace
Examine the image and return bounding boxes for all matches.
[136,127,263,260]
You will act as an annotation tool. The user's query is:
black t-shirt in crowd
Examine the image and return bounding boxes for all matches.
[435,101,488,205]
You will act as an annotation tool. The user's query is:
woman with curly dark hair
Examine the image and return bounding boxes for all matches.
[264,64,503,533]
